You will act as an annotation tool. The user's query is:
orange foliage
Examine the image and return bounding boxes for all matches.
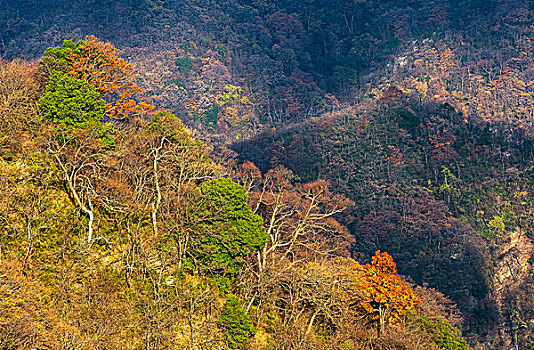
[67,36,154,120]
[357,251,421,325]
[0,261,67,349]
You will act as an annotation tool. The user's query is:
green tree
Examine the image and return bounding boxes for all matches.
[190,178,267,275]
[39,70,105,127]
[176,56,193,76]
[219,296,256,349]
[39,70,114,149]
[416,315,468,350]
[41,39,82,69]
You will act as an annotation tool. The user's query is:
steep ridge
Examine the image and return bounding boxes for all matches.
[0,40,472,349]
[3,0,534,348]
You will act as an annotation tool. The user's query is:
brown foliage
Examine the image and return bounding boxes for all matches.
[235,163,354,272]
[0,261,61,350]
[0,59,41,157]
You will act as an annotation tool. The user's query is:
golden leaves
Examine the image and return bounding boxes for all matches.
[351,251,421,325]
[66,36,155,121]
[387,146,405,167]
[215,84,253,126]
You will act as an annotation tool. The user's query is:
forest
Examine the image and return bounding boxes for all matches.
[2,0,534,349]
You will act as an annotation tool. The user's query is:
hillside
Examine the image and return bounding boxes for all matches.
[0,41,467,349]
[3,0,534,349]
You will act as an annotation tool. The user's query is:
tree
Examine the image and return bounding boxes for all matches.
[39,70,106,128]
[357,251,421,332]
[41,39,81,70]
[42,36,154,121]
[0,263,61,350]
[219,296,256,349]
[39,67,117,245]
[117,111,223,277]
[415,315,468,350]
[236,164,353,272]
[0,59,40,158]
[189,178,268,275]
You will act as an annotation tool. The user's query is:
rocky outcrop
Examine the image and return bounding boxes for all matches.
[490,228,533,349]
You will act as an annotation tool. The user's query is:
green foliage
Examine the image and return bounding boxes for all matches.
[40,70,106,127]
[95,123,116,150]
[145,111,210,157]
[209,276,232,295]
[487,215,505,237]
[202,105,219,128]
[435,167,461,207]
[219,296,256,349]
[164,78,184,87]
[341,340,355,350]
[437,167,458,195]
[176,56,193,76]
[190,178,267,275]
[394,108,421,137]
[387,36,401,50]
[42,39,82,68]
[39,70,115,149]
[215,85,251,107]
[147,111,186,138]
[417,316,468,350]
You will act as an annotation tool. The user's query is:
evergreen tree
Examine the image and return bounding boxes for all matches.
[190,178,267,275]
[219,296,256,349]
[39,70,105,128]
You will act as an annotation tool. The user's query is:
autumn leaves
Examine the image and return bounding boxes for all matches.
[357,251,421,328]
[0,36,429,348]
[43,36,155,122]
[35,36,421,328]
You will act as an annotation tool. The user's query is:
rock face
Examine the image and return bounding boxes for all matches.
[490,228,533,349]
[494,229,532,294]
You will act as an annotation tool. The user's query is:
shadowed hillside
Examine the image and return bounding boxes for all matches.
[3,0,534,348]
